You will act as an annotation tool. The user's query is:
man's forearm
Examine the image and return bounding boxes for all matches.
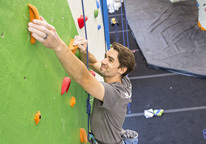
[54,42,105,101]
[79,50,102,76]
[54,43,90,84]
[79,50,97,67]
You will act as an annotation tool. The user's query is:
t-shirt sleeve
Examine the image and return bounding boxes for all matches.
[99,82,122,110]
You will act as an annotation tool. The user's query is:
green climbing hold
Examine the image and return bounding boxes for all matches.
[94,9,99,18]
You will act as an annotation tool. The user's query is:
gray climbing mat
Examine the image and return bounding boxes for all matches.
[125,0,206,77]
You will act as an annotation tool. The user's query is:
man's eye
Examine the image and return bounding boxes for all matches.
[109,59,113,62]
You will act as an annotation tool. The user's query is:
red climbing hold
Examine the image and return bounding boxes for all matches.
[61,77,71,95]
[89,71,96,77]
[78,15,88,29]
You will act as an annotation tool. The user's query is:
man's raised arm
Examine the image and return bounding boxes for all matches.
[73,36,102,76]
[28,17,105,101]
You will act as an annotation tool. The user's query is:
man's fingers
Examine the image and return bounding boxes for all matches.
[40,16,47,22]
[73,36,83,45]
[32,33,45,43]
[28,26,47,39]
[74,35,81,41]
[74,39,87,46]
[33,19,55,31]
[79,40,88,45]
[28,22,51,36]
[77,44,86,51]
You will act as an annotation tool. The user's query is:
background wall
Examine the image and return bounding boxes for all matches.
[68,0,106,81]
[0,0,106,143]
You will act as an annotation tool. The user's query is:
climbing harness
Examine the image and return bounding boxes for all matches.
[89,133,98,144]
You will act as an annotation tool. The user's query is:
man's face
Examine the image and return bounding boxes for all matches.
[100,48,120,77]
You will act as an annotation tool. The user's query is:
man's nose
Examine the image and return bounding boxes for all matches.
[102,58,108,64]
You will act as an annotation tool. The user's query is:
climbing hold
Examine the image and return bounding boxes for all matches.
[89,71,96,77]
[110,18,119,25]
[28,4,40,44]
[94,9,99,18]
[61,77,71,95]
[80,128,88,143]
[198,21,206,31]
[70,96,76,108]
[34,111,41,125]
[78,15,88,29]
[154,109,164,116]
[80,15,88,21]
[69,39,78,54]
[97,24,101,30]
[1,33,4,38]
[96,0,100,9]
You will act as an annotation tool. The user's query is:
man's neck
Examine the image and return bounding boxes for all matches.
[104,75,122,84]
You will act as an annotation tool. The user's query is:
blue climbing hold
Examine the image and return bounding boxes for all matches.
[96,0,100,9]
[98,24,101,30]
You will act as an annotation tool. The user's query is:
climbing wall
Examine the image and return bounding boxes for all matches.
[68,0,106,81]
[0,0,100,143]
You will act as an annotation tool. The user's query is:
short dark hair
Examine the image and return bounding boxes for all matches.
[112,42,135,77]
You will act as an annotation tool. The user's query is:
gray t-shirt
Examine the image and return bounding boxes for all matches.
[90,76,132,144]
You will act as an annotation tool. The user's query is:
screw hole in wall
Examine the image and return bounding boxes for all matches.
[1,33,4,38]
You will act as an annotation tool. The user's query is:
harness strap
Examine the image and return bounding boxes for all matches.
[89,133,124,144]
[89,133,98,144]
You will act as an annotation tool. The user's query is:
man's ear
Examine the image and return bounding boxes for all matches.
[118,67,127,75]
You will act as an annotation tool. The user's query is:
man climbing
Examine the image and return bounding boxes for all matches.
[28,16,136,144]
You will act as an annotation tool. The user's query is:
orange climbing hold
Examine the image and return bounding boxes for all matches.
[69,39,78,54]
[34,111,41,125]
[198,21,206,31]
[70,96,76,108]
[28,4,40,44]
[61,77,71,95]
[80,128,88,143]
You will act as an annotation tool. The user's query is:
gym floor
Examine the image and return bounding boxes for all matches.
[108,3,206,144]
